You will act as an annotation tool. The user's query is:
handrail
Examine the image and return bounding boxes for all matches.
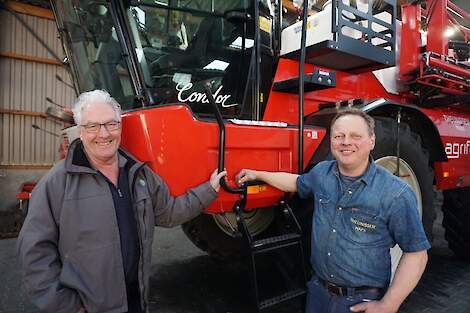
[297,0,308,175]
[204,82,245,194]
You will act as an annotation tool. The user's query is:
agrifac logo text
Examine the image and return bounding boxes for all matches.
[445,141,470,159]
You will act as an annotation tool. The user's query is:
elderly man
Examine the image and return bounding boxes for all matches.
[18,90,226,313]
[237,109,430,313]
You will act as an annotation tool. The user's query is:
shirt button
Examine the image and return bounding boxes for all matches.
[327,252,331,256]
[332,229,336,233]
[338,206,342,211]
[330,274,334,278]
[348,190,353,194]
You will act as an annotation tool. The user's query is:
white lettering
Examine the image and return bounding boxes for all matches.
[445,140,470,159]
[176,82,236,108]
[176,82,193,102]
[443,115,470,127]
[188,92,199,102]
[355,226,366,232]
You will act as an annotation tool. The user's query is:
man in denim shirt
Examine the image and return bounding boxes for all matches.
[237,109,430,313]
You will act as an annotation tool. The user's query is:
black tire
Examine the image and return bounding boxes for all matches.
[442,187,470,261]
[182,209,284,260]
[182,214,243,260]
[372,117,436,243]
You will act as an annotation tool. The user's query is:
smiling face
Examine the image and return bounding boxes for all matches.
[330,114,375,176]
[79,102,121,165]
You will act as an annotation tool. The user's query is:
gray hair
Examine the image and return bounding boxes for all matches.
[72,90,122,125]
[330,108,375,137]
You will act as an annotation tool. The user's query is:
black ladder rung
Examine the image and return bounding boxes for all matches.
[259,288,306,310]
[252,233,301,253]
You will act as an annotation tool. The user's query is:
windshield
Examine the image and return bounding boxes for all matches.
[127,0,260,117]
[53,0,275,118]
[53,0,135,107]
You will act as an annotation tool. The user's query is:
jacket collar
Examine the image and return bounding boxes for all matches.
[333,155,376,185]
[360,157,376,185]
[65,139,144,174]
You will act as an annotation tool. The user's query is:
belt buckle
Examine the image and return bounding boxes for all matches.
[327,282,343,296]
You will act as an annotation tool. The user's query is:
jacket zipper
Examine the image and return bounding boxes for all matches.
[129,163,147,311]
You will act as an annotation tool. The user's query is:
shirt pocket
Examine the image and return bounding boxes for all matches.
[313,193,332,226]
[344,207,383,246]
[315,193,332,209]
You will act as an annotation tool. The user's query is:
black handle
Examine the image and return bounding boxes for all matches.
[224,11,251,24]
[204,82,244,194]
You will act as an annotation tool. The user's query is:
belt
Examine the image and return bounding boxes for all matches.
[318,277,384,296]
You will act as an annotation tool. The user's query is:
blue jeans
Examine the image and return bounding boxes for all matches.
[305,277,383,313]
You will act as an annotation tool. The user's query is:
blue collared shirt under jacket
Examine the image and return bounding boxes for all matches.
[297,160,431,288]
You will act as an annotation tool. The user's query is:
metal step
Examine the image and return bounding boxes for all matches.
[232,199,307,312]
[259,288,306,310]
[252,233,301,254]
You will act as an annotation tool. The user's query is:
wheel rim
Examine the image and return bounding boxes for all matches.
[375,156,423,281]
[213,208,275,237]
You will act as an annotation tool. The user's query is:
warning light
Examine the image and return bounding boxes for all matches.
[247,185,267,194]
[443,172,450,178]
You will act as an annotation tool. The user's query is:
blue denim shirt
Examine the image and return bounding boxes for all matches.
[297,160,430,288]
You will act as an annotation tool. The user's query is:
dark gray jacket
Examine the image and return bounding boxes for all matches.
[17,140,217,313]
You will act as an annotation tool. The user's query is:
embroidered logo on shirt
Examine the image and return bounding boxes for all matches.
[350,217,376,232]
[139,179,146,187]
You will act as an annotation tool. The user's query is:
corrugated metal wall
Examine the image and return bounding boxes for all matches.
[0,6,76,166]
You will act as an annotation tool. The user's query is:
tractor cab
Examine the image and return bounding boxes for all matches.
[51,0,277,120]
[52,0,399,118]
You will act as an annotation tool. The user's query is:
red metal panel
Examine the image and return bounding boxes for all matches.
[16,191,30,200]
[120,105,326,213]
[263,59,407,125]
[422,106,470,190]
[15,182,36,200]
[399,4,422,81]
[426,0,448,55]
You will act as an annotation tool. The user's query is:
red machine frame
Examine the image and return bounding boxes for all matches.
[17,0,470,216]
[118,0,470,215]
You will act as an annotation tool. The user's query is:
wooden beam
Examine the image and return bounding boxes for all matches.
[0,109,47,118]
[4,1,54,20]
[0,52,62,66]
[0,164,53,170]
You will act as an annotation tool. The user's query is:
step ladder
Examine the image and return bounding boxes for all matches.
[233,196,308,311]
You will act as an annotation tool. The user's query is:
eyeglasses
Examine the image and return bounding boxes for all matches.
[80,121,121,133]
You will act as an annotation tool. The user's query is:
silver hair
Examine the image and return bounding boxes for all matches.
[72,90,122,125]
